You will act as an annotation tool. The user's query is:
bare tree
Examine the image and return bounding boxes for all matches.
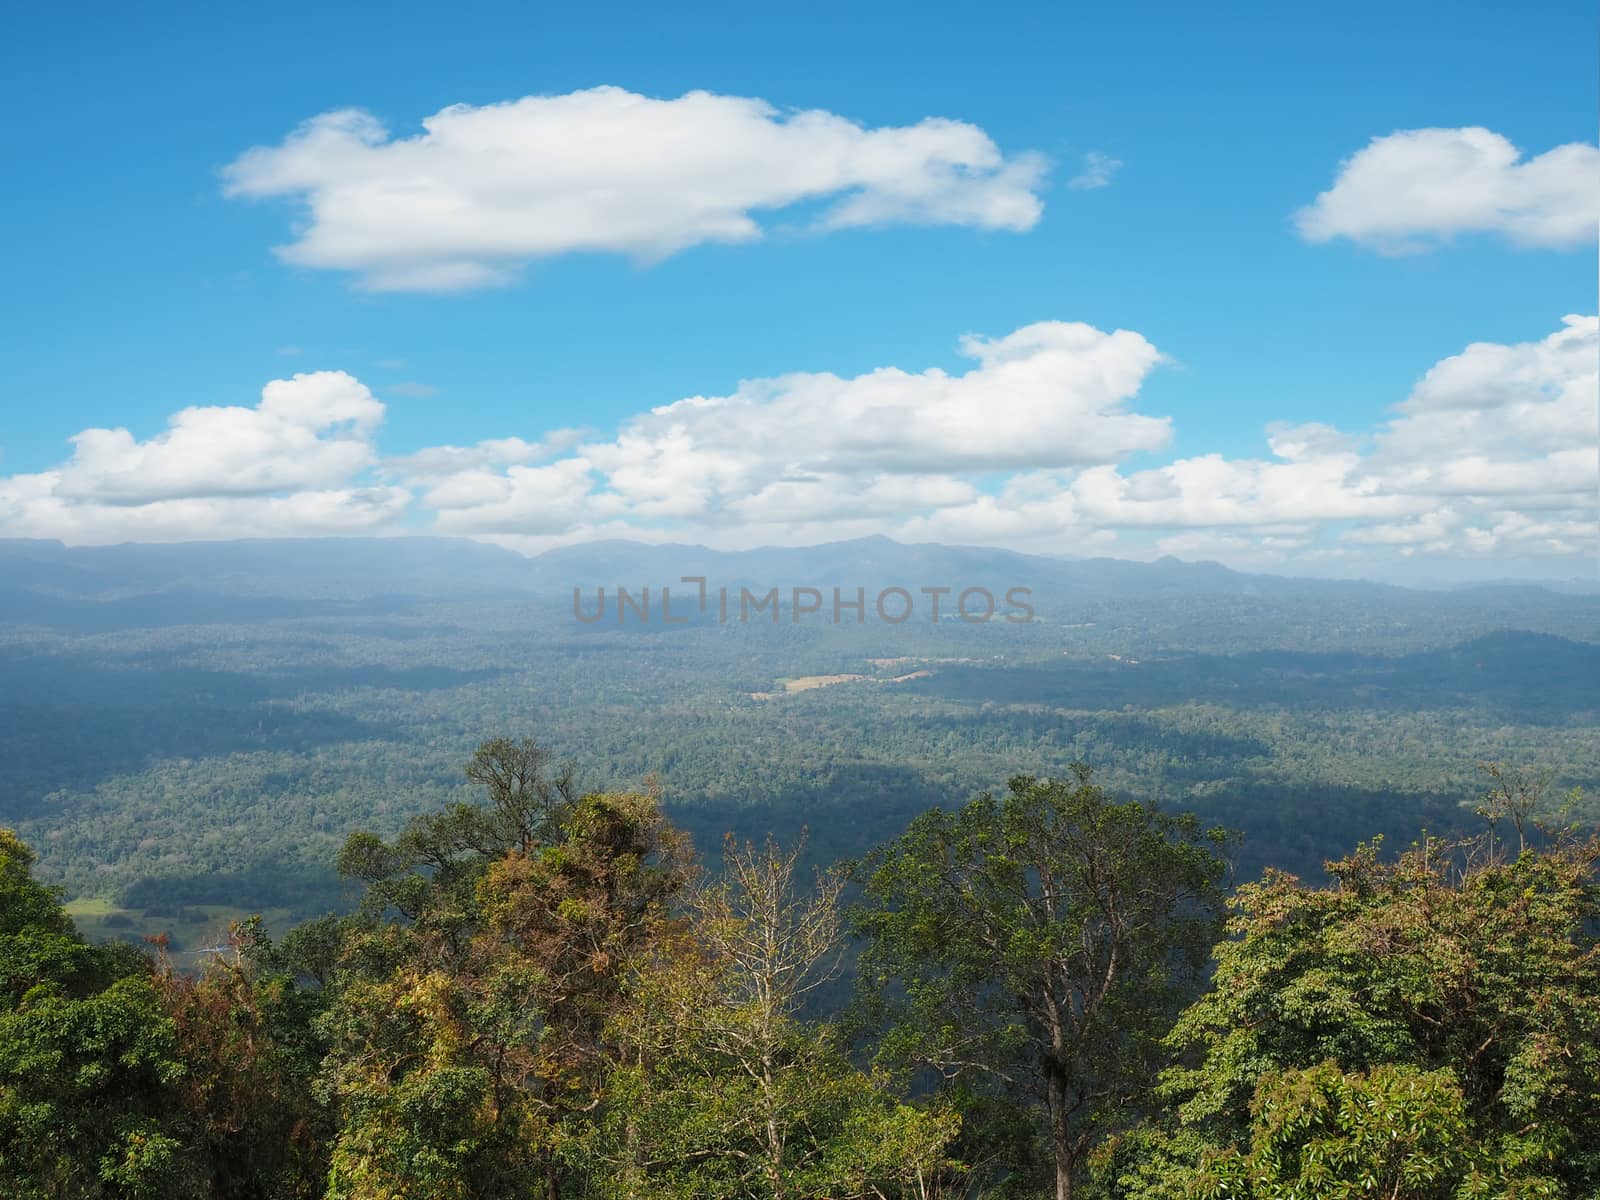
[693,834,845,1198]
[1472,760,1555,858]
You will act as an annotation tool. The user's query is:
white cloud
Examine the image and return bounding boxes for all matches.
[425,458,600,535]
[728,472,979,525]
[56,372,382,504]
[383,437,550,481]
[0,372,407,543]
[1151,529,1314,567]
[421,320,1164,536]
[1296,127,1600,252]
[1341,508,1462,546]
[587,320,1168,490]
[830,317,1598,570]
[222,86,1048,291]
[1369,315,1598,506]
[1068,151,1122,190]
[1,319,1592,577]
[0,477,410,545]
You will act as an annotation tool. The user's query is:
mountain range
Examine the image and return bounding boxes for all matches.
[3,534,1595,633]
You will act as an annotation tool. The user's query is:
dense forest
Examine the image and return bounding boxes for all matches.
[1,537,1596,959]
[2,738,1596,1198]
[1,539,1596,1192]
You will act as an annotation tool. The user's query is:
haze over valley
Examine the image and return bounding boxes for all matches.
[3,534,1593,955]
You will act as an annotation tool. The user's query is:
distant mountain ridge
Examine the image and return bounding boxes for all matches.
[526,534,1389,603]
[0,535,1594,632]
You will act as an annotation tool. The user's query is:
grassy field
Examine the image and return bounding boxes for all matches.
[65,896,294,968]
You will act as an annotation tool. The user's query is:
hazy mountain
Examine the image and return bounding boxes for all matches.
[526,535,1287,599]
[0,537,536,628]
[0,536,533,596]
[0,535,1593,633]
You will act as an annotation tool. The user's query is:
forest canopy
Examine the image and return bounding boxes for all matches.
[1,741,1595,1199]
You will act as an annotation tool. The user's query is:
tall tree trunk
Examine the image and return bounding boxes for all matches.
[762,1047,787,1200]
[1046,1060,1073,1200]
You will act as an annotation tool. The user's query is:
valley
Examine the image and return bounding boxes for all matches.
[1,535,1594,958]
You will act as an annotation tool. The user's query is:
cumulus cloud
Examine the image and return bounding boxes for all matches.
[425,458,600,536]
[222,87,1048,291]
[410,320,1165,535]
[1365,344,1583,468]
[831,318,1599,568]
[400,315,1594,573]
[0,372,407,543]
[585,320,1168,496]
[55,372,382,504]
[1373,314,1596,478]
[1095,321,1597,560]
[1,319,1592,575]
[0,485,411,545]
[383,437,552,481]
[729,473,979,525]
[1296,127,1600,252]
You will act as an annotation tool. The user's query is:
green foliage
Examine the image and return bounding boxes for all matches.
[1108,829,1600,1199]
[320,747,695,1198]
[154,919,332,1199]
[0,829,202,1199]
[852,767,1232,1198]
[3,725,1598,1199]
[1205,1062,1479,1199]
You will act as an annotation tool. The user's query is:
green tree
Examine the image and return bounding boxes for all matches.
[151,918,331,1199]
[335,736,577,924]
[852,769,1231,1200]
[322,740,693,1199]
[0,829,201,1199]
[1113,829,1600,1198]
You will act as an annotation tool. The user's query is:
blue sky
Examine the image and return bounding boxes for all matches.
[1,0,1595,579]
